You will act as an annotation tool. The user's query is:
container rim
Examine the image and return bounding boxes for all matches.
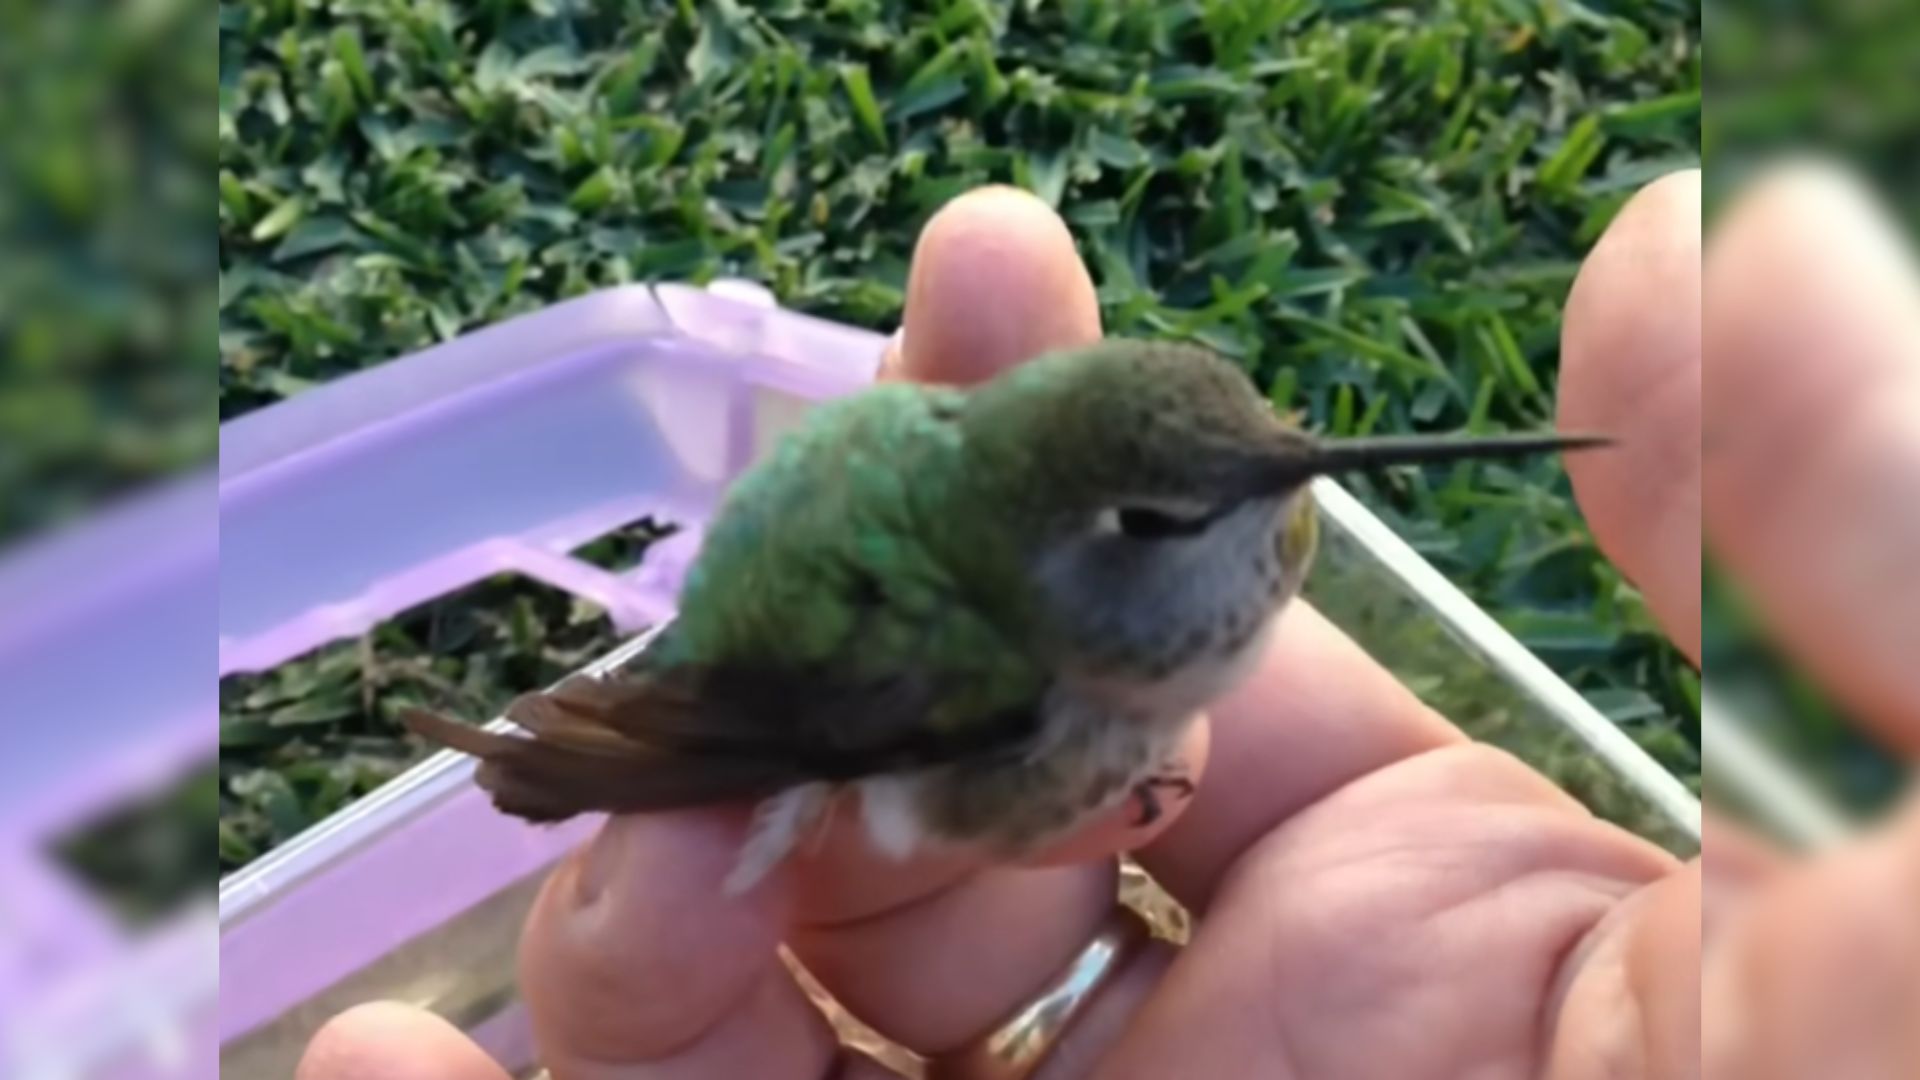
[218,626,665,929]
[1308,477,1702,842]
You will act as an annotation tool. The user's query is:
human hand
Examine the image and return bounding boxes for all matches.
[293,163,1914,1079]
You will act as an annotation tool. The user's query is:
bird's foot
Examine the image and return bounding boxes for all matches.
[1127,769,1197,828]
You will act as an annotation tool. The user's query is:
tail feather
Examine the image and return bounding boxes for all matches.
[501,686,642,755]
[401,707,525,758]
[400,701,796,823]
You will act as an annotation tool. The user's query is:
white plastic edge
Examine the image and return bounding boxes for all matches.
[1308,477,1704,843]
[1700,688,1855,849]
[217,628,664,928]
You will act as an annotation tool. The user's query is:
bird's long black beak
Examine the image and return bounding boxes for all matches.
[1305,431,1614,476]
[1240,430,1613,495]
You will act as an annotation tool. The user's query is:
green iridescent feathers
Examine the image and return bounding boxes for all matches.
[660,381,1049,737]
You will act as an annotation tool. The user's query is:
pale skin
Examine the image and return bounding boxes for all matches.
[296,163,1920,1079]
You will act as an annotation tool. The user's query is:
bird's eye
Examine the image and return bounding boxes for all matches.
[1113,504,1218,540]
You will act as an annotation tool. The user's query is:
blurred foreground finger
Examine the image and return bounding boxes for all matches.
[1704,806,1920,1078]
[1704,159,1920,749]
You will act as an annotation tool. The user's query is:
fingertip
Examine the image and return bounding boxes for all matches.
[296,1001,508,1080]
[876,325,907,383]
[1548,859,1702,1080]
[1559,167,1703,662]
[1704,155,1916,437]
[1713,154,1904,260]
[888,184,1101,385]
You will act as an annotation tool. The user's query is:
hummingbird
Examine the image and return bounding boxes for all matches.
[404,339,1608,894]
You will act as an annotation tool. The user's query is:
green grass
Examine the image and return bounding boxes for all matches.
[217,520,672,873]
[216,0,1704,865]
[1,0,215,546]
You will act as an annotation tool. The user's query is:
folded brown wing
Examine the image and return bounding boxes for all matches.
[403,661,1042,824]
[401,683,802,822]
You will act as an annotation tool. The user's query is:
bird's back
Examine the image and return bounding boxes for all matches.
[668,383,964,665]
[641,381,1051,767]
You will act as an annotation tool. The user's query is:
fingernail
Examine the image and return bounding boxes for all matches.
[878,324,908,382]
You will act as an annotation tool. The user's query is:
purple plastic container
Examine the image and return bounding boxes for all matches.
[1,471,218,1076]
[4,278,881,1078]
[217,280,892,1077]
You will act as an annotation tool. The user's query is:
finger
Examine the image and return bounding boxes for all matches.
[516,810,844,1079]
[881,184,1102,384]
[1703,158,1920,750]
[1558,169,1704,663]
[1702,809,1788,887]
[1135,601,1467,912]
[1543,859,1702,1080]
[1703,806,1920,1078]
[295,1001,510,1080]
[787,856,1123,1053]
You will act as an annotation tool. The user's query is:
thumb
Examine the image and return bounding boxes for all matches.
[880,185,1102,386]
